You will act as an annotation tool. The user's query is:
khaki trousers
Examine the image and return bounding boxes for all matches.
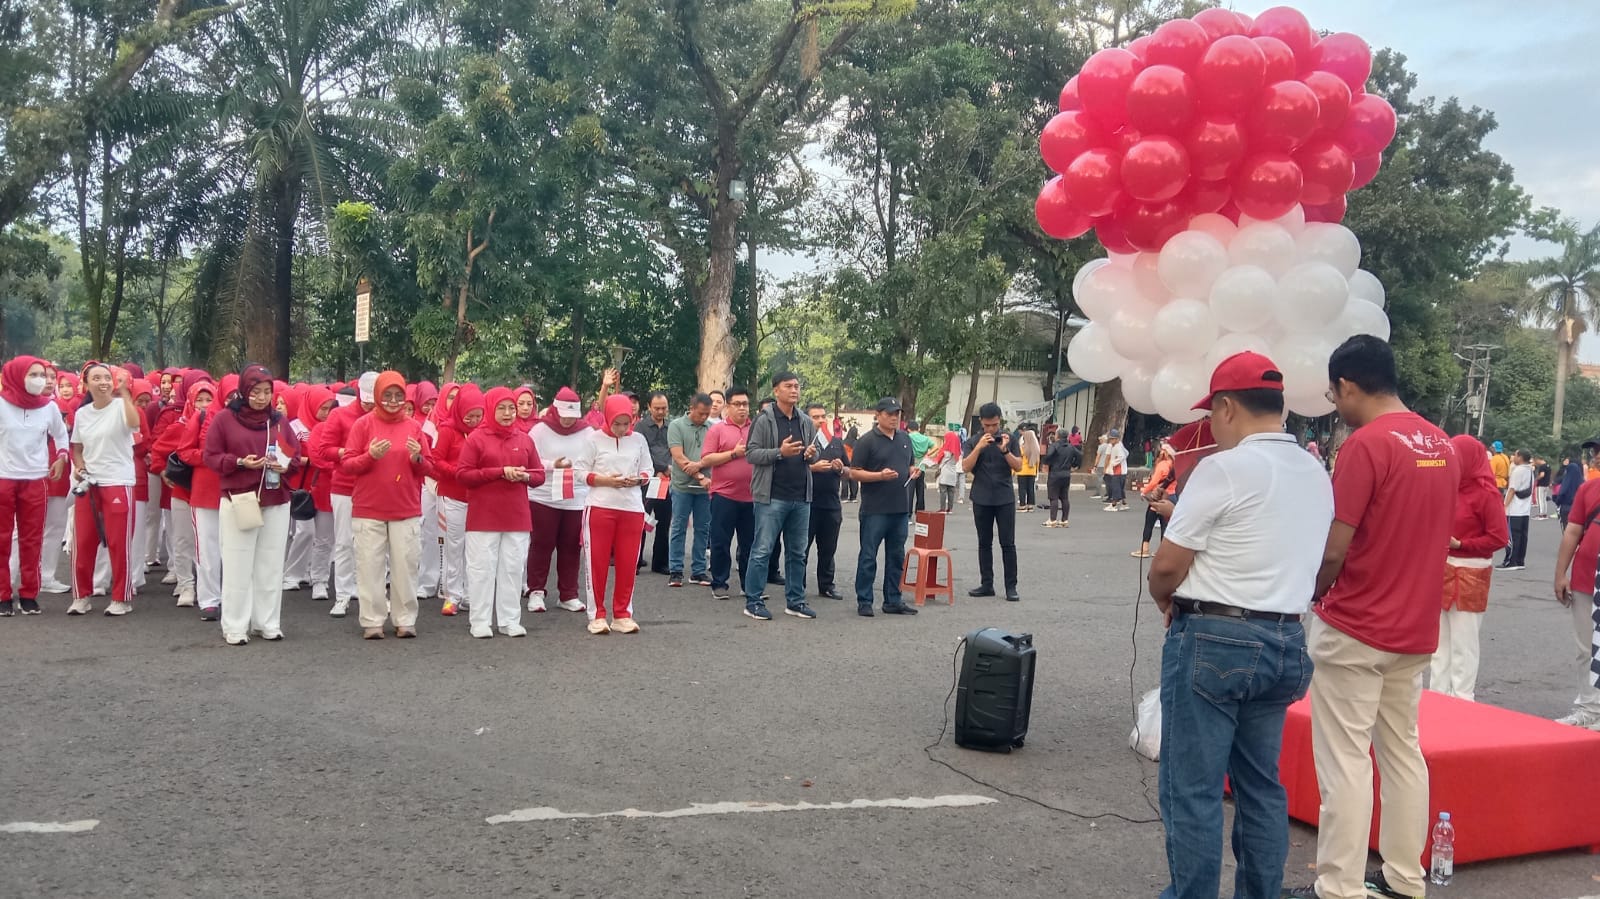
[1308,616,1430,899]
[353,517,420,629]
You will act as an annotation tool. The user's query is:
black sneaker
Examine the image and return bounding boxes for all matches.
[1364,869,1421,899]
[743,603,773,621]
[711,587,731,601]
[668,573,684,588]
[1005,590,1021,602]
[784,603,817,620]
[967,586,996,597]
[690,574,712,586]
[882,604,919,615]
[0,600,13,617]
[857,605,875,617]
[819,588,842,600]
[199,607,220,622]
[1280,886,1318,899]
[19,598,41,615]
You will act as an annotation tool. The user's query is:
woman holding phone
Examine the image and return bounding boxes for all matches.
[578,394,653,634]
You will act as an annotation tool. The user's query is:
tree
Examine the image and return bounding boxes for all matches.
[1519,220,1600,439]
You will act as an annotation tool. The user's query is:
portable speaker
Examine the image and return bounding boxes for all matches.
[954,627,1035,753]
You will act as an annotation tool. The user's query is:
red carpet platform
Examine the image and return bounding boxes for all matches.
[1278,691,1600,864]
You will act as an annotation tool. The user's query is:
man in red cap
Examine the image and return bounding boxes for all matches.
[1147,351,1333,899]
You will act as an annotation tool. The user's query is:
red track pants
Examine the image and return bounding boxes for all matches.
[74,485,134,602]
[0,478,46,600]
[582,506,644,621]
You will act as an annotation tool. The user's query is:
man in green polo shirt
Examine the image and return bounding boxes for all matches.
[666,393,714,587]
[907,420,935,514]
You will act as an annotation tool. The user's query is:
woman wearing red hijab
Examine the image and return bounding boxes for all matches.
[430,383,483,617]
[177,374,234,620]
[457,387,545,637]
[342,371,433,639]
[32,366,73,595]
[284,384,336,598]
[205,365,302,644]
[527,387,590,612]
[416,381,456,602]
[149,378,212,608]
[578,394,653,634]
[67,362,140,615]
[513,386,538,432]
[1431,433,1510,701]
[126,378,156,593]
[0,355,69,615]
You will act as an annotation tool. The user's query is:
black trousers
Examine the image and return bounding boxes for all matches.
[644,495,672,572]
[1017,475,1037,507]
[807,504,843,593]
[1505,515,1529,566]
[840,477,858,501]
[910,477,926,512]
[972,502,1018,591]
[1047,477,1072,521]
[1142,504,1165,543]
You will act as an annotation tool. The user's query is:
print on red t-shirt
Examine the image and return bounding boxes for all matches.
[1319,411,1459,655]
[1565,479,1600,595]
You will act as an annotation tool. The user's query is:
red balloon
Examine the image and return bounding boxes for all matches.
[1252,36,1297,84]
[1041,111,1106,175]
[1249,6,1316,69]
[1125,65,1196,134]
[1145,19,1209,72]
[1304,71,1352,133]
[1184,114,1245,181]
[1113,126,1144,154]
[1127,35,1154,64]
[1233,11,1254,31]
[1079,48,1143,131]
[1095,217,1138,255]
[1115,196,1189,252]
[1336,93,1397,157]
[1351,153,1382,190]
[1036,177,1094,239]
[1313,33,1373,92]
[1178,178,1232,216]
[1195,35,1267,115]
[1063,148,1124,218]
[1294,137,1355,206]
[1059,76,1082,112]
[1303,195,1347,223]
[1192,8,1247,42]
[1247,80,1321,152]
[1121,136,1191,203]
[1232,152,1304,220]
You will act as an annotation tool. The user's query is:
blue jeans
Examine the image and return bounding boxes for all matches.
[708,495,753,591]
[746,499,811,609]
[667,489,710,578]
[854,512,907,609]
[1158,610,1312,899]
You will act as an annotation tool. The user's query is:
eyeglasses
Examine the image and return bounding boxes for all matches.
[728,400,750,407]
[380,395,406,406]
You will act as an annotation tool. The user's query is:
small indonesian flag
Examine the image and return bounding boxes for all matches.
[650,474,670,500]
[558,467,576,500]
[643,511,658,533]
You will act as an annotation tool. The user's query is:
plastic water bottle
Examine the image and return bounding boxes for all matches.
[264,443,281,489]
[1430,811,1455,886]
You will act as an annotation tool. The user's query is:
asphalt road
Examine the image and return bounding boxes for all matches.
[0,496,1594,898]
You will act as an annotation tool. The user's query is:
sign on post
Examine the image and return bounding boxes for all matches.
[354,279,372,344]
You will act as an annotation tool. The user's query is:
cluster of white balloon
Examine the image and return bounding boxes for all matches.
[1064,203,1389,423]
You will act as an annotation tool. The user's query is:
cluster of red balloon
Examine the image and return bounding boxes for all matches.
[1035,6,1396,253]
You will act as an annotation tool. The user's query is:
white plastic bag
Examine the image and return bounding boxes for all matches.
[1129,688,1161,760]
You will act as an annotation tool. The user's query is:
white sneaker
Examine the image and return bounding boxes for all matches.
[1555,708,1600,728]
[499,625,528,637]
[256,630,283,641]
[281,579,301,591]
[224,633,249,645]
[612,618,639,634]
[66,597,91,615]
[330,598,349,618]
[470,626,493,639]
[558,598,584,613]
[40,580,71,595]
[103,600,131,616]
[527,590,547,613]
[176,589,195,608]
[160,572,178,585]
[311,584,328,601]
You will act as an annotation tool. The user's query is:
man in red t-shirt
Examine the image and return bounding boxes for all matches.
[1552,441,1600,729]
[1287,337,1459,899]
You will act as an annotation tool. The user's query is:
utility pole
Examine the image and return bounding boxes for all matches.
[1459,345,1497,437]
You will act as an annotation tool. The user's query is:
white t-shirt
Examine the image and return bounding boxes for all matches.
[0,399,69,480]
[1107,442,1129,476]
[1507,463,1533,517]
[1163,432,1334,614]
[70,398,138,487]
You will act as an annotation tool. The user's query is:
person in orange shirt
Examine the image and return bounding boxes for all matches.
[1132,443,1177,558]
[1488,440,1511,490]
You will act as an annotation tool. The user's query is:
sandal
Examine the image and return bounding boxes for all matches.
[362,627,384,640]
[1131,550,1153,558]
[395,626,417,639]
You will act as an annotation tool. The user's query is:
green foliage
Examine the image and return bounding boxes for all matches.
[1481,329,1600,459]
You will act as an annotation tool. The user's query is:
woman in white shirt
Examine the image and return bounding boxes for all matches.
[0,355,70,615]
[68,363,141,615]
[578,394,652,634]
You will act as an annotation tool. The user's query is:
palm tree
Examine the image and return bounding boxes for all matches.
[1523,220,1600,439]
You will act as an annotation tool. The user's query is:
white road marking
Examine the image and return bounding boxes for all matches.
[487,794,997,824]
[0,820,99,834]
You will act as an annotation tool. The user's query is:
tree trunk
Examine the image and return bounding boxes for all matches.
[746,192,759,378]
[1554,320,1572,439]
[1085,380,1127,471]
[697,193,742,393]
[962,354,982,427]
[270,177,299,376]
[153,255,170,367]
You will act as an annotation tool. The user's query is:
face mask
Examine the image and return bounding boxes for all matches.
[24,375,48,396]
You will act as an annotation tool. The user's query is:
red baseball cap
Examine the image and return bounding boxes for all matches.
[1192,351,1285,411]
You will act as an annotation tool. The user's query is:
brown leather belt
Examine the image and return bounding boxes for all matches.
[1173,597,1300,623]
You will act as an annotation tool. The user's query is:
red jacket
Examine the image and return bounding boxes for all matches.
[310,400,365,496]
[457,426,544,531]
[176,411,221,510]
[341,413,433,520]
[432,426,471,503]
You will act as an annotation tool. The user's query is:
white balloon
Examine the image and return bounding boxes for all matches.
[1341,297,1392,341]
[1349,269,1386,308]
[1209,265,1278,333]
[1152,298,1218,360]
[1288,391,1336,418]
[1188,213,1238,246]
[1229,223,1297,277]
[1066,323,1130,383]
[1204,330,1272,371]
[1295,223,1361,278]
[1076,264,1139,322]
[1151,359,1210,424]
[1107,250,1138,269]
[1131,253,1171,305]
[1072,258,1110,301]
[1121,361,1159,414]
[1276,262,1350,332]
[1272,332,1336,405]
[1242,205,1306,234]
[1109,297,1163,361]
[1158,231,1230,298]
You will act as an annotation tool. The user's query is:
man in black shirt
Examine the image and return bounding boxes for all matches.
[850,397,921,617]
[1534,455,1553,520]
[963,402,1023,601]
[743,372,819,621]
[806,402,847,599]
[635,391,673,574]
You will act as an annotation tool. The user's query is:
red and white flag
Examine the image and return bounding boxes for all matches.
[558,467,576,500]
[650,474,670,500]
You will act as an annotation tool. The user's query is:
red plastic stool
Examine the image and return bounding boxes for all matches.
[901,547,955,607]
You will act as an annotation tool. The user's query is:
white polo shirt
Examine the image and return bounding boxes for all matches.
[1163,431,1333,614]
